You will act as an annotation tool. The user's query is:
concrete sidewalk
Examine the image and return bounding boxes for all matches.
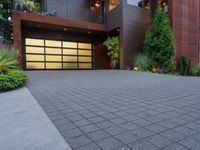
[0,87,71,150]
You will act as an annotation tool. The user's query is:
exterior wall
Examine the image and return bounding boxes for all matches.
[121,0,151,69]
[106,1,151,69]
[14,0,200,70]
[106,5,122,31]
[46,0,105,24]
[46,0,89,21]
[169,0,199,66]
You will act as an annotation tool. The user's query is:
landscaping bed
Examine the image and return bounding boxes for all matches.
[132,11,200,77]
[0,47,28,92]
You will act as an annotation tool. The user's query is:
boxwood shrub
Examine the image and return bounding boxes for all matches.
[0,70,28,92]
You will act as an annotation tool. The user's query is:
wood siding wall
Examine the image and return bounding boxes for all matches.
[46,0,92,22]
[170,0,199,66]
[106,1,151,69]
[121,0,151,69]
[106,5,122,31]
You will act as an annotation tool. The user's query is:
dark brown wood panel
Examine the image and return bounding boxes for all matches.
[106,5,122,31]
[47,0,100,23]
[93,44,111,69]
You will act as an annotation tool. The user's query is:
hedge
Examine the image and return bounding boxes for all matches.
[0,70,28,92]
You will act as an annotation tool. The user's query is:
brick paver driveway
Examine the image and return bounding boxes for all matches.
[27,70,200,150]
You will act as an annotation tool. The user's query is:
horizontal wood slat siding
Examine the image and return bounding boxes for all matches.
[106,5,122,31]
[121,0,151,69]
[47,0,89,22]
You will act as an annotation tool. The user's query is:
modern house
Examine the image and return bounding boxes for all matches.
[12,0,199,70]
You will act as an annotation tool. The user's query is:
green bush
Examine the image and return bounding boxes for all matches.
[190,64,200,76]
[179,56,191,76]
[133,53,152,71]
[103,36,120,69]
[0,47,18,73]
[144,11,176,73]
[0,70,28,92]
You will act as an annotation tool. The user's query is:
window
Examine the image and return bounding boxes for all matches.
[127,0,168,12]
[127,0,141,6]
[109,0,120,11]
[90,0,105,23]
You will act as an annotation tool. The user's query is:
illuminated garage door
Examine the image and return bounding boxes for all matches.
[25,38,92,69]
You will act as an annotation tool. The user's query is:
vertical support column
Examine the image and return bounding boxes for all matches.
[12,12,22,65]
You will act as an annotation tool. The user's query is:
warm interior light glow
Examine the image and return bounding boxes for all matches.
[25,38,92,69]
[109,0,120,11]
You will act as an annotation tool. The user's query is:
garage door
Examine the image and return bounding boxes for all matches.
[25,38,92,70]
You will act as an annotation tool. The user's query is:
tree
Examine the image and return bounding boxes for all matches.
[143,11,176,73]
[0,0,13,45]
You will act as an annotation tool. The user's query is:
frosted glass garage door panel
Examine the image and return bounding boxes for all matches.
[45,40,61,47]
[46,48,62,54]
[63,63,78,69]
[26,62,45,69]
[26,46,44,54]
[46,63,62,69]
[79,57,92,62]
[78,43,92,49]
[79,50,92,56]
[63,56,77,62]
[46,55,62,61]
[63,49,77,55]
[79,63,92,69]
[26,38,44,46]
[63,42,77,48]
[26,55,44,61]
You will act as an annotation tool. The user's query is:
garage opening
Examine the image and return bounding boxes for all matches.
[25,38,92,70]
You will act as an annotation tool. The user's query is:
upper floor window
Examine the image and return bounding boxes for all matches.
[127,0,168,12]
[90,0,105,24]
[109,0,120,11]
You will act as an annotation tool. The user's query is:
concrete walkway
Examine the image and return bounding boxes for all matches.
[0,87,71,150]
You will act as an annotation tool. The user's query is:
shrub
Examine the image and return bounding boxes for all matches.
[0,70,28,92]
[133,53,152,71]
[190,64,200,76]
[0,47,18,73]
[103,36,120,69]
[144,11,176,73]
[179,56,191,76]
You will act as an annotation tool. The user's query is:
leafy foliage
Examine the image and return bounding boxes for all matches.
[0,70,28,92]
[103,36,120,69]
[179,56,191,76]
[14,0,41,12]
[0,0,13,44]
[144,11,176,73]
[0,47,18,73]
[133,53,152,71]
[24,0,41,12]
[190,64,200,76]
